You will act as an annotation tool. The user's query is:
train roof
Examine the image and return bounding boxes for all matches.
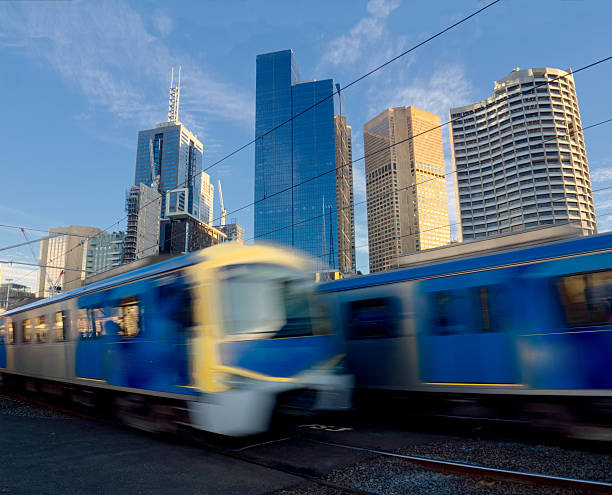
[319,230,612,293]
[0,250,201,318]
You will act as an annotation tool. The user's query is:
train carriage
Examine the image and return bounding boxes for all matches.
[319,231,612,427]
[0,243,351,436]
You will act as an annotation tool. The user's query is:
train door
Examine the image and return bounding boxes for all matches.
[416,268,520,385]
[0,318,6,369]
[342,290,411,389]
[74,305,107,381]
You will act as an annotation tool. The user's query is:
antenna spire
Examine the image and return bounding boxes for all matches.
[168,66,181,122]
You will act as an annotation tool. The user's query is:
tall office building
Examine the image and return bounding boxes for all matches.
[364,107,451,273]
[335,115,356,274]
[450,67,596,240]
[123,182,162,263]
[254,49,355,274]
[37,225,101,297]
[85,231,125,278]
[216,223,245,244]
[132,69,217,255]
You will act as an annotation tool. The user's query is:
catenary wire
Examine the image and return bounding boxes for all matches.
[50,0,506,268]
[78,115,612,288]
[32,54,612,287]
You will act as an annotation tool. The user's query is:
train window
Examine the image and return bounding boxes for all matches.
[347,298,398,339]
[118,297,140,338]
[77,309,91,339]
[0,320,4,344]
[221,264,321,339]
[7,320,14,344]
[35,315,47,343]
[55,311,68,341]
[78,308,111,339]
[22,319,32,343]
[432,286,494,335]
[558,271,612,327]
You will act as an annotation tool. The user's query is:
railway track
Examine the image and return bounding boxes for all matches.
[297,437,612,493]
[4,390,612,494]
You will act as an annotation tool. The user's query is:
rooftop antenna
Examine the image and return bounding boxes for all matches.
[168,66,181,122]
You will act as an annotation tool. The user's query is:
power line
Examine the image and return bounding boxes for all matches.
[206,55,612,229]
[202,0,503,174]
[65,113,612,287]
[0,260,84,272]
[55,0,504,268]
[245,116,612,244]
[0,224,91,238]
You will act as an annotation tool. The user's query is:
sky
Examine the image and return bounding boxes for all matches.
[1,0,611,289]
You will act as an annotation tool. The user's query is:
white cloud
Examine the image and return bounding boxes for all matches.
[322,0,402,67]
[0,1,253,132]
[367,0,401,18]
[152,9,173,37]
[590,166,612,185]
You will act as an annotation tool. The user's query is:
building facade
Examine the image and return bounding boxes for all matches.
[450,67,596,241]
[160,217,226,255]
[123,182,162,263]
[85,231,125,279]
[131,71,218,256]
[216,223,245,244]
[364,106,451,273]
[254,49,355,274]
[0,282,36,311]
[135,122,205,223]
[37,225,101,297]
[335,115,356,274]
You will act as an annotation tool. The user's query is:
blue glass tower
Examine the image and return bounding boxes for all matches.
[254,50,354,273]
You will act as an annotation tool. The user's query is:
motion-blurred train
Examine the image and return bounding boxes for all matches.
[321,231,612,432]
[0,244,351,436]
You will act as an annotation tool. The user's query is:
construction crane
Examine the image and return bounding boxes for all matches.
[218,180,227,226]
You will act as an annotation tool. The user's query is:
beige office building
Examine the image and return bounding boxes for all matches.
[450,67,596,241]
[37,225,101,297]
[335,115,356,275]
[364,106,451,273]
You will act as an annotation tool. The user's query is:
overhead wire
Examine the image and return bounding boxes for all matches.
[48,0,505,273]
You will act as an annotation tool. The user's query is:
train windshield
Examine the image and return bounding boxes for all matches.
[220,263,330,339]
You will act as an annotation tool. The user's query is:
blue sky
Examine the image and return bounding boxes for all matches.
[1,0,611,288]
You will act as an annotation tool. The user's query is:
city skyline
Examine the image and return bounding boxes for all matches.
[1,0,611,288]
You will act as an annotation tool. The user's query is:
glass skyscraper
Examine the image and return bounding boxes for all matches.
[134,122,207,223]
[254,49,355,274]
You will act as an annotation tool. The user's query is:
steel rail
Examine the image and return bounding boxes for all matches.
[305,438,612,492]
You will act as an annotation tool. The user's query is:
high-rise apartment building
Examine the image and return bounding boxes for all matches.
[254,49,355,274]
[450,67,596,240]
[37,225,101,297]
[364,106,451,273]
[85,231,125,279]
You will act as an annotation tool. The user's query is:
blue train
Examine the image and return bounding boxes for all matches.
[0,244,351,436]
[320,231,612,430]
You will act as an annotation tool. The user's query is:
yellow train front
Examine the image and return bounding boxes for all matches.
[0,244,352,436]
